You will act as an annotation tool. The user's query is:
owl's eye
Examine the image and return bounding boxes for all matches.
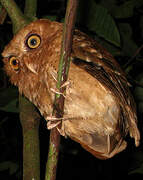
[9,56,19,71]
[26,34,41,49]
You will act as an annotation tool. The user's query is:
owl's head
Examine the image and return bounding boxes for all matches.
[2,19,62,88]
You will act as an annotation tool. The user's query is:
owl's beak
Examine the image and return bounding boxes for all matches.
[25,62,38,74]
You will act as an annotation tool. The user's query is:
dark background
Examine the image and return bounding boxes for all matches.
[0,0,143,179]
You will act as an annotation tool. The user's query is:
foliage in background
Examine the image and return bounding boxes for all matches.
[0,0,143,179]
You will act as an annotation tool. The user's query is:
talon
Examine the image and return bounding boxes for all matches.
[46,116,64,121]
[50,88,66,98]
[60,81,70,88]
[47,120,66,136]
[57,126,66,136]
[47,121,61,129]
[50,70,58,82]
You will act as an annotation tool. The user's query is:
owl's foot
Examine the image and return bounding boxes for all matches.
[46,117,66,136]
[50,88,66,98]
[50,70,71,99]
[50,70,58,82]
[46,116,64,129]
[60,81,70,88]
[47,120,61,129]
[50,80,71,101]
[57,126,66,136]
[50,70,71,89]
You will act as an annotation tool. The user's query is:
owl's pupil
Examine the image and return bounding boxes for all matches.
[30,38,37,46]
[12,59,18,66]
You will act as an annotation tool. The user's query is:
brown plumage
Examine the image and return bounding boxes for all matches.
[2,19,140,159]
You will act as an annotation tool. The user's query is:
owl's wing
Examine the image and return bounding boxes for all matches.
[71,30,140,150]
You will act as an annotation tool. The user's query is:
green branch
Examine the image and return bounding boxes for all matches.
[45,0,78,180]
[19,96,40,180]
[24,0,37,20]
[0,0,29,34]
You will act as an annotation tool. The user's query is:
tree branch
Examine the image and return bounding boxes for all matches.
[0,6,7,24]
[123,44,143,70]
[45,0,78,180]
[19,96,40,180]
[24,0,37,20]
[0,0,29,34]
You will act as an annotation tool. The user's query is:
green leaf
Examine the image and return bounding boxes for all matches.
[0,87,19,113]
[128,151,143,174]
[118,23,138,57]
[111,0,143,18]
[77,1,120,47]
[0,161,18,175]
[111,1,135,18]
[89,4,120,46]
[42,15,57,21]
[129,165,143,174]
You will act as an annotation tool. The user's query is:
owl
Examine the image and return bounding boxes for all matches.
[2,19,140,159]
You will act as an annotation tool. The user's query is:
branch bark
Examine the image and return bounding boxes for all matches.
[0,7,7,24]
[19,96,40,180]
[24,0,37,20]
[45,0,78,180]
[0,0,29,34]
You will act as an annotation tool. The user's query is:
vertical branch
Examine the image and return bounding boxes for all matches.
[19,96,40,180]
[45,0,78,180]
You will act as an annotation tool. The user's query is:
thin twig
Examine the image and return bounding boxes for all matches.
[0,7,7,24]
[124,44,143,69]
[128,75,143,88]
[45,1,78,180]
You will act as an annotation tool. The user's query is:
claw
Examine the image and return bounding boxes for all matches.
[46,116,65,121]
[60,81,70,88]
[47,120,66,137]
[46,115,63,130]
[57,126,66,136]
[50,70,58,82]
[47,121,61,129]
[50,88,67,98]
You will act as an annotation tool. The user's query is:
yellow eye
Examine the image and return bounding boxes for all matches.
[9,56,19,71]
[26,34,41,49]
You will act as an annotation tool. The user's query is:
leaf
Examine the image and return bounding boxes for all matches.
[77,0,120,47]
[9,162,19,175]
[111,1,135,18]
[129,166,143,174]
[89,4,120,46]
[118,23,138,57]
[111,0,143,18]
[128,151,143,175]
[0,87,19,113]
[0,161,18,175]
[42,15,57,21]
